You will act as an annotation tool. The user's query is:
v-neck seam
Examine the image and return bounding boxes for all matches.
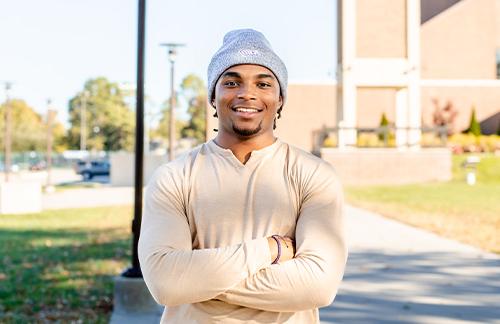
[208,139,281,170]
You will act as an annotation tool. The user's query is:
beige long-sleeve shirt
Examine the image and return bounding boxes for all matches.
[139,139,347,323]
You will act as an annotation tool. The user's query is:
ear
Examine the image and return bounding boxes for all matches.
[278,95,283,109]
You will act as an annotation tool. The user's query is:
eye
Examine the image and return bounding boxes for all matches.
[223,80,238,87]
[257,82,272,88]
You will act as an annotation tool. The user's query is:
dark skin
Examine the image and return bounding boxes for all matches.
[212,64,295,262]
[213,64,282,164]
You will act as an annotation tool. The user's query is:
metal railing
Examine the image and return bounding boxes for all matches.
[312,125,448,154]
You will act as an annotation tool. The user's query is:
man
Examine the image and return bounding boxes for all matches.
[139,29,347,324]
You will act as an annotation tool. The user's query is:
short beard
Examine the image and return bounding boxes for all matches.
[233,122,262,137]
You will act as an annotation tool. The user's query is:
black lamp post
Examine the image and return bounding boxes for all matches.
[122,0,146,278]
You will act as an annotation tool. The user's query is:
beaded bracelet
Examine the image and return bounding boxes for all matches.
[271,235,282,264]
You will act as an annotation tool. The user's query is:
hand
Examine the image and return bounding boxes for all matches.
[267,236,295,264]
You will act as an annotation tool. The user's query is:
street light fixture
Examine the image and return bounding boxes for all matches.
[160,43,185,161]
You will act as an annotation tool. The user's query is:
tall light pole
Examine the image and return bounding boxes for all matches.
[80,90,89,152]
[160,43,184,161]
[46,99,56,192]
[3,82,12,182]
[121,0,146,279]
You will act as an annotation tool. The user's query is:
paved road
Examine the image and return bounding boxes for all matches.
[40,187,499,323]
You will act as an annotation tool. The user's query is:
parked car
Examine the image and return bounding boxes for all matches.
[74,160,110,180]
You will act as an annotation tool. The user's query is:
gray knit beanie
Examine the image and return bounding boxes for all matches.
[207,29,288,107]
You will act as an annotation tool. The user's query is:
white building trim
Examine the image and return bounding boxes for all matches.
[406,0,421,147]
[420,79,500,87]
[288,80,338,86]
[337,0,358,148]
[337,0,422,148]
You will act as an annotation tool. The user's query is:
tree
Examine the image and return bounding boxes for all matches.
[52,121,68,152]
[0,99,66,152]
[150,98,187,145]
[180,74,207,144]
[149,74,207,148]
[466,106,481,136]
[432,98,458,135]
[67,77,135,151]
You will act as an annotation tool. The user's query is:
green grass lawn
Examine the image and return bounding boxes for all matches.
[346,153,500,253]
[1,154,498,321]
[0,206,133,323]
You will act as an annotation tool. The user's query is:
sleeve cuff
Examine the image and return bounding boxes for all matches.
[242,237,272,277]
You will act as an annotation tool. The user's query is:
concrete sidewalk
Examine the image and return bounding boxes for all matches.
[321,205,500,324]
[42,186,134,210]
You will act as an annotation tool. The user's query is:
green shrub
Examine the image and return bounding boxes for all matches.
[421,133,443,147]
[322,135,337,148]
[466,107,482,136]
[478,135,500,152]
[357,133,381,147]
[448,134,500,153]
[378,112,390,141]
[356,133,396,148]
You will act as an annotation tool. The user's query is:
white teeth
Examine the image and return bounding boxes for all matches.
[235,108,259,113]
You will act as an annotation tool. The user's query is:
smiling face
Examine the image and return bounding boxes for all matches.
[213,64,283,142]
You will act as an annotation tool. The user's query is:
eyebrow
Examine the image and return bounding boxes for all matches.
[220,71,276,80]
[221,71,241,79]
[256,73,275,80]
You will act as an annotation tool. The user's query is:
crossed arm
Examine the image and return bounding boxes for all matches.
[138,164,347,311]
[215,170,347,312]
[138,168,272,306]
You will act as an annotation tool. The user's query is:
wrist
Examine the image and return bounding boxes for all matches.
[267,237,277,261]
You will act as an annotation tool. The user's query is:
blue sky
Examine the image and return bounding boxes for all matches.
[0,0,337,126]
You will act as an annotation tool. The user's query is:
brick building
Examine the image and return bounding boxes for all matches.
[209,0,500,152]
[205,0,499,184]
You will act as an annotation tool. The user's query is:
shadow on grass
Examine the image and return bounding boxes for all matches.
[0,227,131,323]
[321,249,500,323]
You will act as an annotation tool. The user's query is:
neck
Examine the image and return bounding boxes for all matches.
[214,132,276,164]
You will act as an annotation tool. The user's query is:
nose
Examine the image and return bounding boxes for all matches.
[237,85,256,101]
